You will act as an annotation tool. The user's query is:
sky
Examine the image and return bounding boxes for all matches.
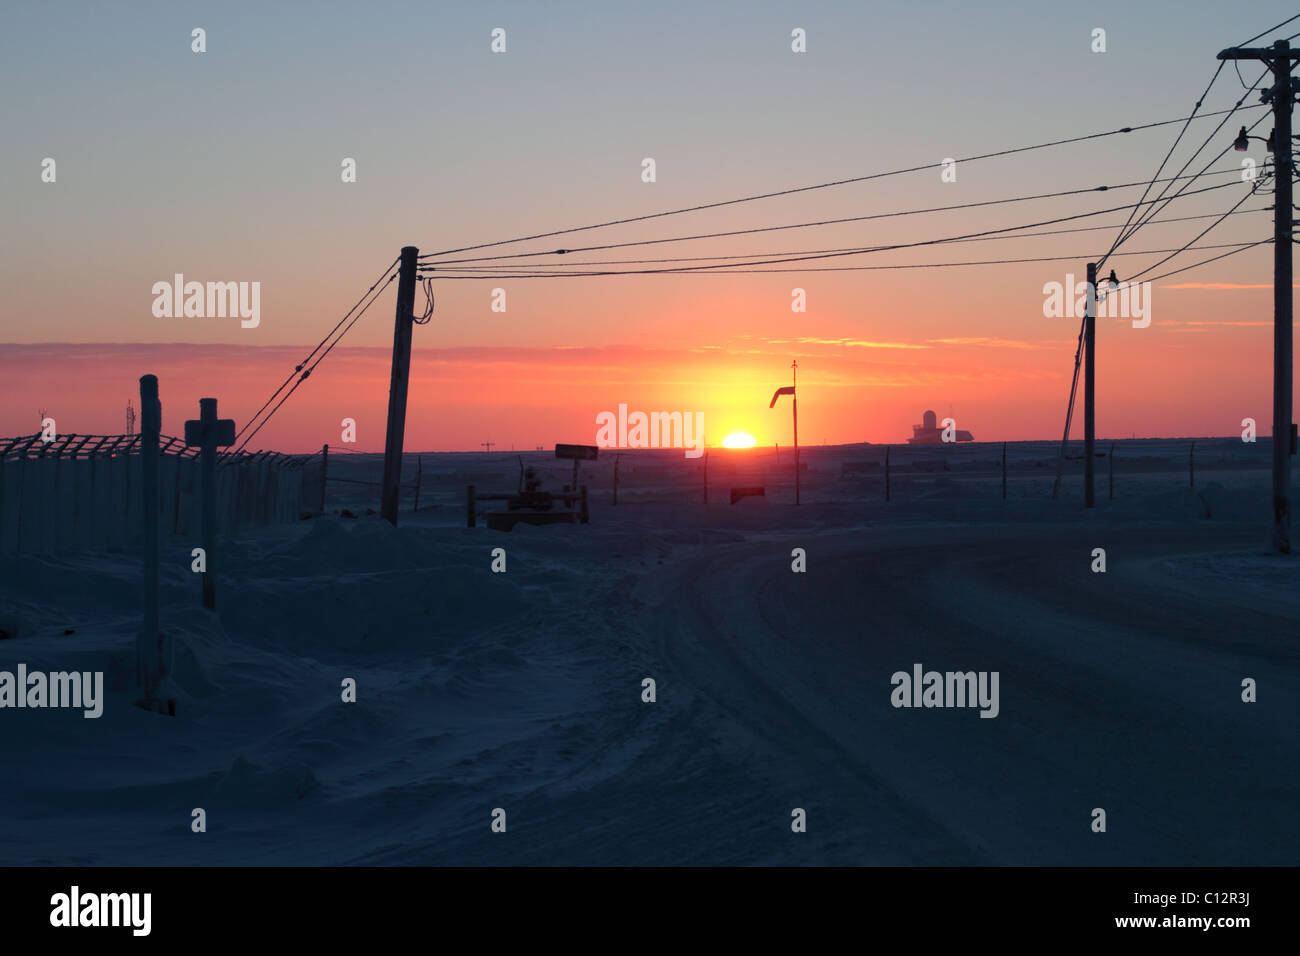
[1,0,1297,451]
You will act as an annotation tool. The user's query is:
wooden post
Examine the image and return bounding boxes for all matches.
[319,443,328,514]
[1001,441,1007,500]
[885,445,891,502]
[702,450,708,504]
[138,375,162,700]
[184,398,236,610]
[413,455,422,512]
[1189,441,1195,488]
[1108,442,1115,500]
[380,245,420,526]
[467,484,476,527]
[613,453,620,505]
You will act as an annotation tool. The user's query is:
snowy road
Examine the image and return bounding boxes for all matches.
[638,520,1297,864]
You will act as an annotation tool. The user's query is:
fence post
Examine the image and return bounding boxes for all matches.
[1001,442,1007,500]
[137,375,163,704]
[1109,442,1115,500]
[319,443,328,514]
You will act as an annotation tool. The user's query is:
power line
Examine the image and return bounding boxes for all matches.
[429,208,1271,271]
[1237,14,1300,48]
[231,257,399,445]
[1122,237,1272,286]
[230,271,398,455]
[422,167,1254,268]
[1100,78,1272,267]
[422,241,1265,278]
[1121,189,1260,284]
[419,179,1253,279]
[1095,61,1228,271]
[416,105,1267,260]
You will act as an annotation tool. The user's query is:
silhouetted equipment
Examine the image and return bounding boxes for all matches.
[184,398,235,610]
[467,453,591,531]
[730,486,765,504]
[381,246,420,527]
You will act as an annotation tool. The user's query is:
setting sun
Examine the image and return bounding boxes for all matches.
[721,431,757,449]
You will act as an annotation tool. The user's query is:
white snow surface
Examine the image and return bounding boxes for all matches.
[0,439,1296,865]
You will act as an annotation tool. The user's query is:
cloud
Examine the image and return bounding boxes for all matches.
[927,336,1062,350]
[768,337,930,350]
[1159,282,1297,290]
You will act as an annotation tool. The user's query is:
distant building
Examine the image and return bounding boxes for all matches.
[907,409,973,444]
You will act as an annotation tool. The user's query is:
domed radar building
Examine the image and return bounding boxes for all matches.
[907,409,973,444]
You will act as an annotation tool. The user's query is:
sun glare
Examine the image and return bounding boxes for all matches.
[722,431,757,449]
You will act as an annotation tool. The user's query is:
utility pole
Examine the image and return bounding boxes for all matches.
[380,246,419,526]
[1220,39,1299,552]
[481,442,495,452]
[1084,261,1097,508]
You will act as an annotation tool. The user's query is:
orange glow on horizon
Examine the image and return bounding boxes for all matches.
[722,431,757,448]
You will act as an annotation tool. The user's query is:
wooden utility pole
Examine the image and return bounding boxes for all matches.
[1084,261,1097,508]
[380,245,419,526]
[1219,39,1298,552]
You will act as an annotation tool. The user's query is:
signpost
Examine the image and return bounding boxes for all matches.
[770,360,799,504]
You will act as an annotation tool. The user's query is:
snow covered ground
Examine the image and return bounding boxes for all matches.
[0,439,1295,864]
